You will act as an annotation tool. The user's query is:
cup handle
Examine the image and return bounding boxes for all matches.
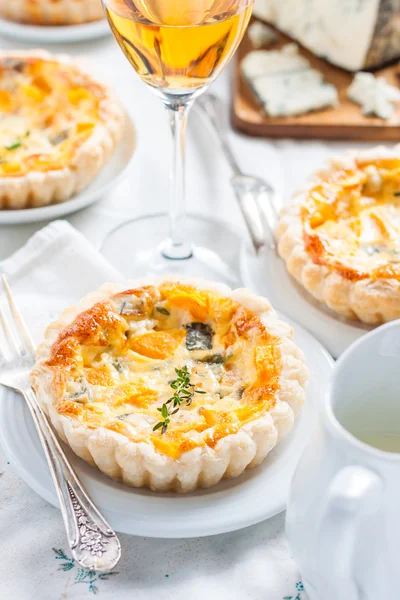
[310,465,383,600]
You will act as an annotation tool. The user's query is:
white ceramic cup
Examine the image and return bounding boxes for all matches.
[286,320,400,600]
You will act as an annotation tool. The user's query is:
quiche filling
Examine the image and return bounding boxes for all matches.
[0,56,106,177]
[302,159,400,281]
[47,283,282,460]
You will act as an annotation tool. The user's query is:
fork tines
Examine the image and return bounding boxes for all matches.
[0,274,35,360]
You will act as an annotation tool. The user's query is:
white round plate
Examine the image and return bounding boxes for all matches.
[240,242,371,358]
[0,17,110,44]
[0,315,333,538]
[0,110,136,225]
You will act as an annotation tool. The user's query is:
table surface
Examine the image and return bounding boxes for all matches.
[0,26,385,600]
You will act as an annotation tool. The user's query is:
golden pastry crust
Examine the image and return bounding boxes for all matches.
[277,146,400,325]
[0,50,124,209]
[31,277,308,493]
[0,0,104,26]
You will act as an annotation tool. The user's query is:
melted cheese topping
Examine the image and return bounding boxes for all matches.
[0,56,107,177]
[301,158,400,280]
[47,283,281,459]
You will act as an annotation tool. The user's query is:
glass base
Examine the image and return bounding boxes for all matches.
[100,213,243,286]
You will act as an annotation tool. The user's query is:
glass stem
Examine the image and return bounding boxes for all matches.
[161,98,194,260]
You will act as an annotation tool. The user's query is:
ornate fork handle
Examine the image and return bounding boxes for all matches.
[23,387,121,572]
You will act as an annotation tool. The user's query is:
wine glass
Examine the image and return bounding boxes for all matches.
[102,0,253,283]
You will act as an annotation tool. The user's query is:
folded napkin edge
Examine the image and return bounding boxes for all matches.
[0,220,80,275]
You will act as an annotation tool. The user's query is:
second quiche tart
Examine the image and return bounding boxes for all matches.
[31,279,308,493]
[0,50,124,209]
[0,0,104,26]
[277,146,400,325]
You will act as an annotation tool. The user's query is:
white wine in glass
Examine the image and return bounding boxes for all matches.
[102,0,253,281]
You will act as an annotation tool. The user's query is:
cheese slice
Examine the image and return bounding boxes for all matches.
[347,72,400,120]
[253,0,400,72]
[242,44,338,117]
[248,21,278,48]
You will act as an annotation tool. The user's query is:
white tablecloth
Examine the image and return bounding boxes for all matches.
[0,26,380,600]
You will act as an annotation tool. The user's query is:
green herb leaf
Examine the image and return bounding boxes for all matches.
[5,140,22,151]
[153,364,206,434]
[394,191,400,197]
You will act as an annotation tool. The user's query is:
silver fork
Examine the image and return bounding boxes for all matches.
[196,93,278,254]
[0,274,121,572]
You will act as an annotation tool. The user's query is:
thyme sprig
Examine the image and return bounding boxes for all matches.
[5,140,22,151]
[153,365,205,434]
[5,131,30,152]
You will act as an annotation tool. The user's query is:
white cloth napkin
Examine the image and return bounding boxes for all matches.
[0,221,307,600]
[0,220,123,344]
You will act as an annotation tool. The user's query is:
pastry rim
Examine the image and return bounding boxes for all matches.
[276,145,400,325]
[31,277,308,494]
[0,49,124,210]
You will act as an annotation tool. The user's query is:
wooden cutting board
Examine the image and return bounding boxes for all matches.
[232,22,400,140]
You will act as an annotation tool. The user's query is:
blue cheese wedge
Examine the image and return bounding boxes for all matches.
[253,0,400,72]
[347,72,400,120]
[242,44,338,118]
[248,21,278,49]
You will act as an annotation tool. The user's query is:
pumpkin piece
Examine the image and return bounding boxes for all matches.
[235,404,262,422]
[1,162,22,173]
[150,435,180,459]
[129,329,185,359]
[22,84,45,101]
[0,89,12,111]
[84,367,114,387]
[76,121,95,134]
[151,425,207,459]
[199,407,234,427]
[199,407,219,426]
[112,382,158,408]
[167,289,209,321]
[32,74,52,93]
[68,87,90,105]
[222,306,263,347]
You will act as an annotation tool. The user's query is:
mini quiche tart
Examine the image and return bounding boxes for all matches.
[31,278,308,493]
[277,146,400,325]
[0,0,104,26]
[0,50,124,209]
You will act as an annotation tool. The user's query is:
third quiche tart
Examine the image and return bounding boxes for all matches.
[31,278,308,493]
[277,146,400,325]
[0,50,124,209]
[0,0,104,26]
